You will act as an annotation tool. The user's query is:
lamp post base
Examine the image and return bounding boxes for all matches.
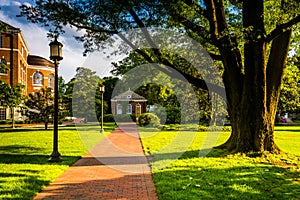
[100,128,104,133]
[49,150,62,162]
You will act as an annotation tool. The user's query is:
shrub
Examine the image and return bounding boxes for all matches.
[15,120,24,124]
[103,114,115,122]
[5,119,12,124]
[138,113,160,127]
[165,107,181,124]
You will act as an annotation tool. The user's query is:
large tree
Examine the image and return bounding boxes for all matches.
[20,0,300,153]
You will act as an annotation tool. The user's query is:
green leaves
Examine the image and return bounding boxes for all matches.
[0,62,9,74]
[21,87,54,129]
[0,80,24,108]
[278,63,300,114]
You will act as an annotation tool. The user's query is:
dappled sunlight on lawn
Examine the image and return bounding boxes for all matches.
[140,126,300,199]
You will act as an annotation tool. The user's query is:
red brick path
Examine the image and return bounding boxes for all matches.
[33,123,158,200]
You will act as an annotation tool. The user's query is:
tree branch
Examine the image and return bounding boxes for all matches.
[204,0,219,40]
[128,8,159,49]
[182,0,209,19]
[174,15,216,44]
[117,33,225,93]
[68,21,118,34]
[266,15,300,43]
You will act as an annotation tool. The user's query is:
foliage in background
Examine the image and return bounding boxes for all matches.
[20,87,54,130]
[278,62,300,115]
[0,79,24,128]
[0,59,9,74]
[71,67,101,122]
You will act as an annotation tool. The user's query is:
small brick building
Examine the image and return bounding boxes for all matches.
[111,89,147,118]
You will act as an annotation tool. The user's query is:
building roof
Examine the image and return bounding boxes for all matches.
[111,89,147,102]
[0,20,21,33]
[0,20,29,53]
[28,55,55,68]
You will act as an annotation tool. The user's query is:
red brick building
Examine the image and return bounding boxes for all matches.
[111,89,147,119]
[0,21,55,120]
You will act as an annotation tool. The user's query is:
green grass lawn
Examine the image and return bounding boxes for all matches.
[140,126,300,200]
[1,124,299,199]
[0,123,116,200]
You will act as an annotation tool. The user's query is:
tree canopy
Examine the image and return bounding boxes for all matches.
[19,0,300,153]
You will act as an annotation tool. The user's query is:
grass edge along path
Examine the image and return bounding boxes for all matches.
[0,123,116,200]
[140,126,300,200]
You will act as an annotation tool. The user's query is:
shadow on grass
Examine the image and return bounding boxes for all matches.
[149,148,229,163]
[0,145,44,153]
[276,129,300,132]
[0,145,81,165]
[153,164,300,200]
[0,128,48,133]
[0,171,51,200]
[0,153,81,165]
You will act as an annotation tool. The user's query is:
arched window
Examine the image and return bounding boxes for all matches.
[33,71,43,85]
[48,74,54,88]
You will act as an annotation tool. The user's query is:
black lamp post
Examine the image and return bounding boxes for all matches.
[99,84,105,133]
[49,36,63,162]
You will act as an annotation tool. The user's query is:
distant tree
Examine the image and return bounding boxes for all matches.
[0,79,24,128]
[72,67,101,122]
[278,63,300,115]
[113,54,212,124]
[21,87,54,130]
[63,77,75,117]
[58,76,67,99]
[102,76,119,114]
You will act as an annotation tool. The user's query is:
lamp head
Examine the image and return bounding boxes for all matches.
[49,36,63,61]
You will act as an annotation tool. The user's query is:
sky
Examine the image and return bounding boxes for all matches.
[0,0,123,82]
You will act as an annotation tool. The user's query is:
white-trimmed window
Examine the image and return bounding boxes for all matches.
[48,74,54,88]
[33,71,43,85]
[117,104,122,114]
[126,104,132,114]
[0,108,6,120]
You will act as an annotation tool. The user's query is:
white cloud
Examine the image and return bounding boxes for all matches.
[0,0,124,81]
[11,1,22,6]
[0,0,87,81]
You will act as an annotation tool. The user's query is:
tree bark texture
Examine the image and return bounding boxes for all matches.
[218,0,292,153]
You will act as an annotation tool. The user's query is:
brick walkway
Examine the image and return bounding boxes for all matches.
[33,123,158,200]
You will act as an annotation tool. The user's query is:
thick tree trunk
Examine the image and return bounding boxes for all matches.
[217,0,292,153]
